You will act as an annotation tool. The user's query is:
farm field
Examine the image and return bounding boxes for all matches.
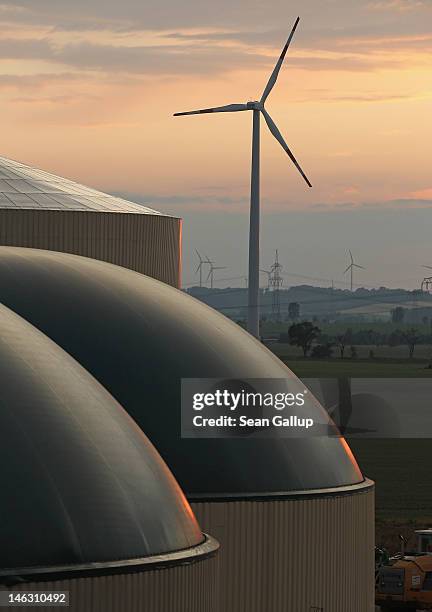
[278,356,432,377]
[351,439,432,553]
[271,342,432,361]
[269,343,432,551]
[265,341,432,377]
[261,321,432,336]
[267,340,432,552]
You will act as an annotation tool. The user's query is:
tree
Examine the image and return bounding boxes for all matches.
[336,328,352,359]
[392,306,405,324]
[388,330,403,347]
[404,328,419,359]
[288,302,300,321]
[288,322,321,357]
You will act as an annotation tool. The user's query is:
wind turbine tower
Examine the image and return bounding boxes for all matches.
[260,268,272,291]
[195,249,208,287]
[344,250,365,292]
[174,17,311,338]
[206,257,226,289]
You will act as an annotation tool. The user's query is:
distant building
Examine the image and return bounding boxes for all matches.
[0,156,181,286]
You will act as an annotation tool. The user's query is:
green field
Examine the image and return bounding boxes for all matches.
[265,339,432,550]
[281,357,432,377]
[265,341,432,377]
[261,321,432,336]
[268,343,432,550]
[271,341,432,361]
[351,439,432,552]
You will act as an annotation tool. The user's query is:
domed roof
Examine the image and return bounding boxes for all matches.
[0,247,363,497]
[0,299,203,577]
[0,156,169,216]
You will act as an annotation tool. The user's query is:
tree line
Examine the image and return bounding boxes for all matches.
[280,322,429,359]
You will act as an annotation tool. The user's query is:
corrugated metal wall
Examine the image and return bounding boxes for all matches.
[192,483,375,612]
[9,556,219,612]
[0,209,181,287]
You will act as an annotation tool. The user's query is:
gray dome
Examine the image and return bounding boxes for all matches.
[0,247,363,497]
[0,300,203,576]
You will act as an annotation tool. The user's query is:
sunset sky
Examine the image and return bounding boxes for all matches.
[1,0,431,289]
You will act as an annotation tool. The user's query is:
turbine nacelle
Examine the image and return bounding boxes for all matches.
[246,101,262,110]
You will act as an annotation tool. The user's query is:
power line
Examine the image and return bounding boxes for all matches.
[184,267,420,292]
[270,250,283,320]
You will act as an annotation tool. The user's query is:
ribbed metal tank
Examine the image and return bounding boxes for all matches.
[0,156,181,286]
[192,482,374,612]
[0,301,219,611]
[9,556,220,612]
[0,248,374,611]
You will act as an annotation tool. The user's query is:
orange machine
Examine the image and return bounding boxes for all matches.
[376,530,432,610]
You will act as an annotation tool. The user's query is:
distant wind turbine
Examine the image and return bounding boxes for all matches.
[206,257,226,289]
[422,265,432,271]
[195,249,209,287]
[174,17,311,338]
[260,268,272,290]
[344,250,364,292]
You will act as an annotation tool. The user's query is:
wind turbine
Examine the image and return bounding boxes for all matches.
[195,249,209,287]
[206,258,226,289]
[174,17,311,338]
[260,268,272,290]
[344,250,365,292]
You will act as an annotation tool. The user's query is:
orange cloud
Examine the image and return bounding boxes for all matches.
[409,188,432,199]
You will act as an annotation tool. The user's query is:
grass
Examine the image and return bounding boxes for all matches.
[261,321,432,336]
[265,342,432,377]
[268,341,432,548]
[265,342,432,550]
[282,358,432,377]
[272,342,432,360]
[350,439,432,553]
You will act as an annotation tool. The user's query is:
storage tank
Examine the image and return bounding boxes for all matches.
[0,247,374,612]
[0,156,180,286]
[0,299,218,612]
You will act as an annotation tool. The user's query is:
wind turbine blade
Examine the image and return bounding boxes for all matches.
[260,17,300,104]
[354,264,365,270]
[423,265,432,270]
[174,103,248,116]
[195,248,203,261]
[262,109,312,187]
[349,249,354,263]
[206,269,212,282]
[344,265,352,274]
[195,263,202,274]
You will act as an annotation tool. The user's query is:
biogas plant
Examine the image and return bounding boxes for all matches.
[0,154,374,612]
